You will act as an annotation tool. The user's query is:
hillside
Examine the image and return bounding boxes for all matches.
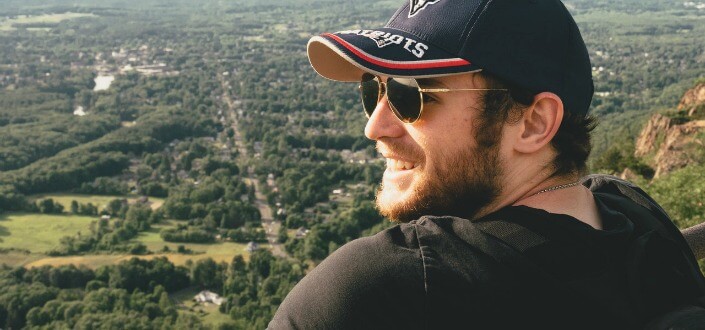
[592,80,705,236]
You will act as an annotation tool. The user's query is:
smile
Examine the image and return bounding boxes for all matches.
[386,158,419,171]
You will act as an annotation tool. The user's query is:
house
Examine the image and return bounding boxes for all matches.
[193,290,224,306]
[296,227,310,238]
[100,215,111,221]
[246,241,259,252]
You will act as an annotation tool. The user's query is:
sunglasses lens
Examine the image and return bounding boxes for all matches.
[387,78,422,123]
[360,73,380,118]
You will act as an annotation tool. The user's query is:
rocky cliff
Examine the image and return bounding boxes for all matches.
[634,82,705,178]
[679,82,705,117]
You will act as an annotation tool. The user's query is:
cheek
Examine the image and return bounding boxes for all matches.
[410,103,481,163]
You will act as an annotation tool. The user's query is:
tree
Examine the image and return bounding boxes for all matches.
[79,202,98,216]
[37,198,63,214]
[191,258,223,292]
[106,199,127,217]
[70,200,79,214]
[277,226,288,243]
[248,250,275,278]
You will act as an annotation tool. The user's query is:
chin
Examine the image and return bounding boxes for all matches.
[375,182,425,223]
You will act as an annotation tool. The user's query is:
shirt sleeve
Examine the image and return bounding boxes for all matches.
[268,225,426,330]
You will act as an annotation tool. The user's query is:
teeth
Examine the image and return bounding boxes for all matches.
[386,159,417,170]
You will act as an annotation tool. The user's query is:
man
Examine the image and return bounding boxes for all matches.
[269,0,705,328]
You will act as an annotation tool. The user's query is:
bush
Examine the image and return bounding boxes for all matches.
[129,243,148,255]
[160,228,214,243]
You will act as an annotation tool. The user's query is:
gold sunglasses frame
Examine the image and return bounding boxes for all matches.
[360,75,508,123]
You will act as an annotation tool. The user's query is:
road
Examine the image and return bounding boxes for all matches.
[219,75,289,259]
[247,178,288,258]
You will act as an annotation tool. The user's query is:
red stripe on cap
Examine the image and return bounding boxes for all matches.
[324,33,470,70]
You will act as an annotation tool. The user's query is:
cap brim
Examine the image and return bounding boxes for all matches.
[307,28,480,82]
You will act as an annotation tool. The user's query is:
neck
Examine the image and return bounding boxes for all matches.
[472,165,574,219]
[515,172,602,230]
[473,169,602,230]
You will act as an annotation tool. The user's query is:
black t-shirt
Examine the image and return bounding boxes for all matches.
[269,194,700,329]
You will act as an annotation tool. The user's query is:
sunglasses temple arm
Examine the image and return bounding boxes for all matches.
[418,88,509,93]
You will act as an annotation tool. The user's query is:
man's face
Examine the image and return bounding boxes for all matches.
[364,73,505,222]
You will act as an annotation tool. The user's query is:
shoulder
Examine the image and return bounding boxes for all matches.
[269,224,427,329]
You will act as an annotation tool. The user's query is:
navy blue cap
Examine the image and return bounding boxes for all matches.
[307,0,594,117]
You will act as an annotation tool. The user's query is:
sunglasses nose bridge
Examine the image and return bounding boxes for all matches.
[374,79,387,105]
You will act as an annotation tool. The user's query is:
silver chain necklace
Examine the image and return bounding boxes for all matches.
[530,181,581,197]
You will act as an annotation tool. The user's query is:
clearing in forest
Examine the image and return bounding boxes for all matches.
[0,13,98,31]
[0,212,95,253]
[31,193,165,211]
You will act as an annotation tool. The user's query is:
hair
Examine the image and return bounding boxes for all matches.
[474,72,597,176]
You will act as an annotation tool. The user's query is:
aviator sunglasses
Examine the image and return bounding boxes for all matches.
[359,73,508,123]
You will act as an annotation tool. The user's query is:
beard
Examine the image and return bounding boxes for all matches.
[375,138,503,223]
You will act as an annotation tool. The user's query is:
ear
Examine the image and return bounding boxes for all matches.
[513,92,564,154]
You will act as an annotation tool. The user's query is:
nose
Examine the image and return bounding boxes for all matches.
[364,95,406,141]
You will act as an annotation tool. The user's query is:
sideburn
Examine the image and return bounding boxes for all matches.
[475,90,515,149]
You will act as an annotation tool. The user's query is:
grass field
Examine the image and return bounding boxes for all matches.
[30,193,165,211]
[132,220,251,264]
[24,255,125,269]
[129,220,253,265]
[0,212,96,253]
[0,13,97,31]
[1,202,249,270]
[25,248,251,269]
[21,220,252,269]
[0,250,45,268]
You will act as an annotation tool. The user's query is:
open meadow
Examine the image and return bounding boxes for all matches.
[0,12,97,31]
[0,212,95,253]
[1,196,246,269]
[17,219,252,269]
[131,220,252,264]
[23,244,252,269]
[30,193,165,211]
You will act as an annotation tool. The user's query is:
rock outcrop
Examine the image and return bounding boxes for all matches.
[635,114,671,157]
[634,82,705,178]
[678,82,705,117]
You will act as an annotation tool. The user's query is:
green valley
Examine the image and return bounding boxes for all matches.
[0,0,703,328]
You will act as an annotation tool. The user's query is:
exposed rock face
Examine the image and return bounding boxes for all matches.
[634,83,705,178]
[678,82,705,117]
[651,120,705,177]
[635,114,671,157]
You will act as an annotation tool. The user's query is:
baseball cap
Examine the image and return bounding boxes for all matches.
[307,0,594,117]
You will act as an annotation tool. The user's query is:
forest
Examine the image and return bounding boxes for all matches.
[0,0,704,328]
